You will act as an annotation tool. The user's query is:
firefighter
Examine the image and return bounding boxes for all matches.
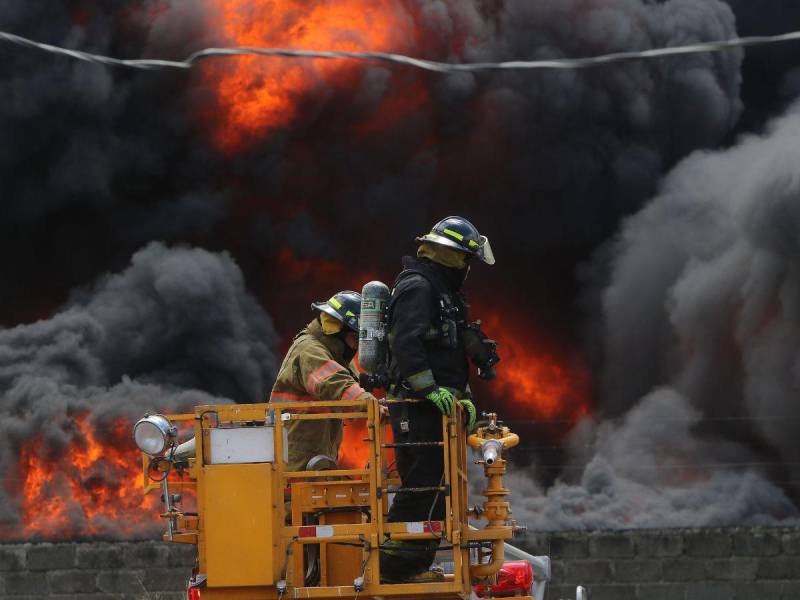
[379,216,496,583]
[270,291,377,472]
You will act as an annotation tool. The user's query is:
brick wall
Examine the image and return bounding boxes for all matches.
[0,541,194,599]
[1,528,799,599]
[519,527,800,600]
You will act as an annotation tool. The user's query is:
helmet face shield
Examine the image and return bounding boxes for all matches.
[477,235,496,265]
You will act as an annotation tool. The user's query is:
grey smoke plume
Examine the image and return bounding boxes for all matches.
[507,390,798,529]
[602,100,800,430]
[0,243,278,538]
[511,99,800,529]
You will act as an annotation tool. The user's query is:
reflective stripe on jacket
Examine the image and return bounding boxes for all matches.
[270,318,369,411]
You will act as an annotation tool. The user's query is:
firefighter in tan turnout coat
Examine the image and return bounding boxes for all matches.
[270,291,377,472]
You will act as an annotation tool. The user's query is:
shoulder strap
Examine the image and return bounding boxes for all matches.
[392,262,448,298]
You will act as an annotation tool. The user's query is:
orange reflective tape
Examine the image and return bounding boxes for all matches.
[305,359,345,394]
[270,391,315,402]
[341,383,366,403]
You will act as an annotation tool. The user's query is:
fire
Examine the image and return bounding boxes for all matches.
[7,416,170,540]
[275,247,369,286]
[478,313,591,425]
[203,0,415,152]
[338,355,391,470]
[339,421,394,471]
[339,420,369,469]
[268,247,384,346]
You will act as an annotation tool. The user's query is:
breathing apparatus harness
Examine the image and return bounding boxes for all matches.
[401,260,498,381]
[362,261,499,396]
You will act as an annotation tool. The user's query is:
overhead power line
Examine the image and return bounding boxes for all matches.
[1,29,800,73]
[541,461,800,471]
[506,415,800,426]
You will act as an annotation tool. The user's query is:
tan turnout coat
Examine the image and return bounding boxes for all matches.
[270,318,369,471]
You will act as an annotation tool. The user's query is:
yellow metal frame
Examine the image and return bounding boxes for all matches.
[141,399,525,600]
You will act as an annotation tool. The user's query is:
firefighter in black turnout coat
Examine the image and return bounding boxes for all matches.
[379,216,498,583]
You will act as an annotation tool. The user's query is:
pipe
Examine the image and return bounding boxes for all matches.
[481,439,501,465]
[470,539,504,578]
[173,437,196,460]
[466,416,520,579]
[161,478,174,540]
[467,432,519,451]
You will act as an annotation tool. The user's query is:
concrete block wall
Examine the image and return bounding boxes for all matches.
[1,528,799,598]
[519,527,800,600]
[0,541,194,599]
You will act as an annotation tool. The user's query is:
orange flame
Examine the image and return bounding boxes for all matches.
[6,417,172,540]
[203,0,415,152]
[339,421,368,469]
[478,312,591,425]
[339,420,395,470]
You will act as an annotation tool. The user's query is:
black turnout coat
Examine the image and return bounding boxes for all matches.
[384,255,471,532]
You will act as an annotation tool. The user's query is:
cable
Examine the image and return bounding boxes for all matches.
[505,415,800,426]
[426,473,446,541]
[535,461,800,471]
[146,444,177,482]
[2,28,800,73]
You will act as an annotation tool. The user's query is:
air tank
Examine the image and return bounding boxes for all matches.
[359,280,390,374]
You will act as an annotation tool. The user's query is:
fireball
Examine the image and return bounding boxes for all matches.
[203,0,415,152]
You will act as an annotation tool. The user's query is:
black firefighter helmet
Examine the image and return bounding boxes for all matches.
[311,290,362,332]
[415,216,496,265]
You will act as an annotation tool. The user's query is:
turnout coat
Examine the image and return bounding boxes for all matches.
[270,318,368,471]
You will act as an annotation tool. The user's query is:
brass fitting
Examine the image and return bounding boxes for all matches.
[466,413,521,578]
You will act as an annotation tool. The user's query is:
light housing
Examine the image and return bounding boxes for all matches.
[133,414,176,456]
[187,573,206,599]
[473,560,533,597]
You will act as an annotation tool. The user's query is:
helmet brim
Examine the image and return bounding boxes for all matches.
[311,302,360,332]
[416,232,495,265]
[415,233,468,253]
[311,302,344,323]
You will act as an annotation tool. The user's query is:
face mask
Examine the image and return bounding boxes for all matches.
[417,242,468,269]
[320,312,344,335]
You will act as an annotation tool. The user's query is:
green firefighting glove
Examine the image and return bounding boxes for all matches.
[426,387,455,416]
[458,399,477,430]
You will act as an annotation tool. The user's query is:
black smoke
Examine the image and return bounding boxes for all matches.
[2,0,799,536]
[0,0,743,333]
[0,0,227,324]
[724,0,800,134]
[0,242,278,537]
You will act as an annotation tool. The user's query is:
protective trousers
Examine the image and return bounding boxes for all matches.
[379,395,451,581]
[285,418,343,472]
